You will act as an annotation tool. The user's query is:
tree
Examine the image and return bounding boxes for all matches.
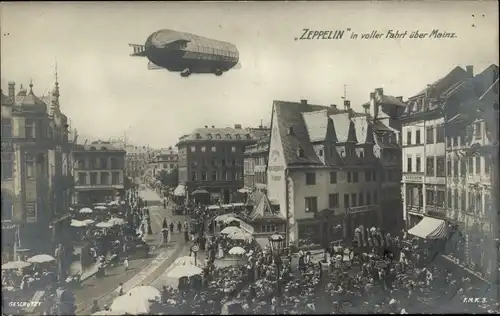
[156,167,179,188]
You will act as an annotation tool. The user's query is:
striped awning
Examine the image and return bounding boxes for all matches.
[408,216,446,239]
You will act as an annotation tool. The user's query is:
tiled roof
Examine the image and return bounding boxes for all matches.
[178,126,258,143]
[74,141,125,152]
[410,66,469,99]
[247,191,284,222]
[329,113,354,143]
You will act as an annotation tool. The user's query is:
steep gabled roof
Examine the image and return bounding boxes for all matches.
[410,66,470,99]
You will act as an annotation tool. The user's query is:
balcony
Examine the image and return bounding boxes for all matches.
[425,176,446,185]
[426,205,446,219]
[402,173,424,183]
[406,205,424,214]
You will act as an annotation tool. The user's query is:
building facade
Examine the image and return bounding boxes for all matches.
[1,79,73,262]
[176,124,261,204]
[399,64,498,279]
[243,136,269,193]
[266,98,403,249]
[71,141,126,205]
[151,146,179,177]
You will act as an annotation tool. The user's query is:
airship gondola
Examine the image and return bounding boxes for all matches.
[129,29,240,77]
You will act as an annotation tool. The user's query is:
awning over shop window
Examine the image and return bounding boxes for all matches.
[408,216,446,239]
[173,185,186,197]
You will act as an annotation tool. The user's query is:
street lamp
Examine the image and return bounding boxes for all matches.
[268,232,285,304]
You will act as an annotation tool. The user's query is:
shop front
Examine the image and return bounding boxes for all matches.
[296,212,344,250]
[1,222,17,263]
[345,206,380,240]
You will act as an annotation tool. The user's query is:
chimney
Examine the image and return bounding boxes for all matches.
[396,96,403,102]
[371,92,378,118]
[466,65,474,77]
[375,88,383,96]
[7,81,15,100]
[234,124,242,129]
[300,99,307,105]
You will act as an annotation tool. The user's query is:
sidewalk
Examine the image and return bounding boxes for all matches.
[69,253,114,283]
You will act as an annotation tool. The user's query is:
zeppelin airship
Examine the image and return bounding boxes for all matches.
[129,29,240,77]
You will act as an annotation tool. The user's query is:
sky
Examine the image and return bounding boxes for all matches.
[1,1,498,148]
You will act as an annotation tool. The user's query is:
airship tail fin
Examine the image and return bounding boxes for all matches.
[147,61,164,70]
[129,44,148,57]
[233,62,242,70]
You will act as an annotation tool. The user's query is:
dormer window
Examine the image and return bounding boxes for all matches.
[216,134,222,139]
[101,147,107,150]
[207,134,213,139]
[226,134,232,139]
[340,150,346,157]
[90,146,96,150]
[288,126,294,135]
[195,133,202,139]
[245,134,251,140]
[235,134,241,139]
[296,147,305,157]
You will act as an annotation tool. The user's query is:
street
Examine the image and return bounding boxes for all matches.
[74,187,187,314]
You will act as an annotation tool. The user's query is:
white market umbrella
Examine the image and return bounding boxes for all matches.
[110,286,160,315]
[167,264,203,278]
[220,226,244,235]
[108,201,119,206]
[82,219,95,225]
[27,254,56,263]
[223,216,240,224]
[71,219,86,227]
[95,205,107,210]
[96,222,113,228]
[228,231,253,242]
[69,207,74,211]
[215,214,236,222]
[95,203,107,206]
[108,218,126,226]
[228,246,246,256]
[173,256,204,267]
[238,188,250,193]
[79,208,93,214]
[2,261,32,270]
[92,311,122,316]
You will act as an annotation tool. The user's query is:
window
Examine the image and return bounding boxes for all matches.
[78,172,87,185]
[447,160,452,177]
[366,192,371,205]
[365,171,371,182]
[319,149,324,157]
[344,194,350,208]
[235,134,241,140]
[373,191,378,204]
[112,172,120,185]
[110,158,119,169]
[201,171,207,181]
[305,197,317,212]
[416,156,421,172]
[460,191,466,211]
[351,193,357,207]
[89,158,96,169]
[190,158,197,166]
[358,192,364,205]
[191,172,197,181]
[231,146,236,153]
[221,171,227,181]
[100,172,109,185]
[453,158,459,177]
[77,159,85,169]
[447,190,452,208]
[211,158,217,166]
[460,159,466,177]
[1,153,13,180]
[90,172,97,185]
[25,154,34,178]
[25,119,35,138]
[416,130,421,144]
[467,157,474,174]
[347,172,352,183]
[211,171,217,181]
[230,158,236,166]
[262,224,278,233]
[426,189,435,206]
[211,146,216,152]
[475,157,481,175]
[437,190,445,207]
[207,134,213,139]
[190,146,196,152]
[406,131,412,145]
[353,172,358,182]
[2,119,12,137]
[226,134,232,139]
[330,172,337,184]
[221,159,226,166]
[474,122,482,138]
[436,125,445,143]
[436,156,445,177]
[485,155,490,173]
[426,157,435,176]
[373,171,377,181]
[1,195,13,221]
[100,157,108,169]
[407,156,412,172]
[426,126,434,144]
[329,193,339,208]
[305,172,316,185]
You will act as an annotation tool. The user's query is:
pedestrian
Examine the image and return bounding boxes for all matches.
[91,300,100,314]
[163,199,167,209]
[169,222,174,234]
[177,221,182,233]
[118,283,124,296]
[124,257,129,271]
[162,218,168,229]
